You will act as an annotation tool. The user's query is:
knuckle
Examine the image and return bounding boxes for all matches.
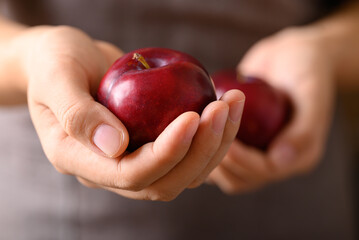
[48,25,82,38]
[54,25,76,33]
[36,26,80,51]
[59,101,89,137]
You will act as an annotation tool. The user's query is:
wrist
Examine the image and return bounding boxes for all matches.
[0,22,27,104]
[306,2,359,88]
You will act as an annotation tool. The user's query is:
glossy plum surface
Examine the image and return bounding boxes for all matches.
[212,70,291,150]
[98,48,216,151]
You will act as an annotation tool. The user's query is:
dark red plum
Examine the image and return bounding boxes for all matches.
[212,69,291,150]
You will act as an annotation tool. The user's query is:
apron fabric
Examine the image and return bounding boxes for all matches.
[0,1,355,239]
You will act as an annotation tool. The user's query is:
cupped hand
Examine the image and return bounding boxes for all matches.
[16,26,245,201]
[208,27,336,194]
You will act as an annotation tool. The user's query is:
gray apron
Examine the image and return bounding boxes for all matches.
[0,0,355,239]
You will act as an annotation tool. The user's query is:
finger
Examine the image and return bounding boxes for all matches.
[111,111,200,191]
[108,101,230,201]
[267,119,323,179]
[237,38,274,78]
[219,155,251,180]
[268,76,334,177]
[188,89,245,188]
[26,27,129,158]
[225,141,273,180]
[29,102,123,183]
[43,83,129,158]
[208,165,255,195]
[29,56,129,158]
[203,137,274,189]
[31,100,202,190]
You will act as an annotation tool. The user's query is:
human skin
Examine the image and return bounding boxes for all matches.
[0,15,245,201]
[1,1,358,198]
[207,1,359,194]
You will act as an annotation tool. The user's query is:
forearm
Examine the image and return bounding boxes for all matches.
[310,1,359,89]
[0,16,27,105]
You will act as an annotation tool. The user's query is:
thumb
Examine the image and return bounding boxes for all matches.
[267,108,326,178]
[58,96,130,158]
[30,60,129,158]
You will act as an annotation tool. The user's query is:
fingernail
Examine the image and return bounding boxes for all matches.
[93,124,123,157]
[212,107,229,134]
[270,143,296,169]
[229,100,244,123]
[184,118,199,143]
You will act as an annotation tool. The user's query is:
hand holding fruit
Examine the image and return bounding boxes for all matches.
[16,25,245,200]
[208,27,335,193]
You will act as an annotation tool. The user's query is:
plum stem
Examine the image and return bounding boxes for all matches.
[132,53,150,69]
